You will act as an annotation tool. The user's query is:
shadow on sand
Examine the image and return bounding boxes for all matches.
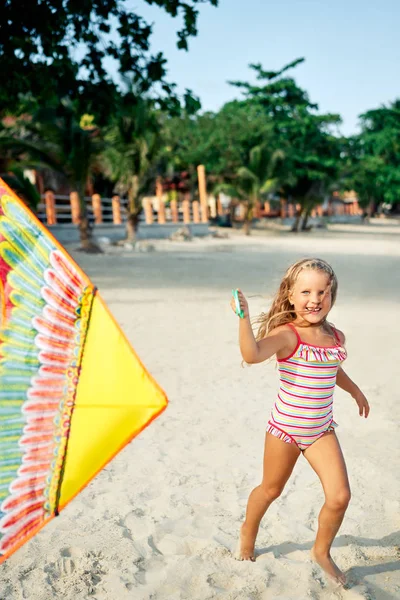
[256,531,400,598]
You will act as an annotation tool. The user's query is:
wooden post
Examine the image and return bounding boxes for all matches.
[143,197,153,224]
[36,171,45,196]
[70,192,80,224]
[158,199,166,224]
[112,195,122,224]
[254,201,262,218]
[197,164,208,223]
[170,199,179,223]
[182,196,191,223]
[192,200,200,223]
[264,201,270,216]
[217,195,224,216]
[280,198,287,219]
[208,195,217,218]
[156,178,166,224]
[92,193,103,224]
[44,190,57,225]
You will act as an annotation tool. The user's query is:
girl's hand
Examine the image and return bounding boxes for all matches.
[353,390,370,418]
[230,289,249,318]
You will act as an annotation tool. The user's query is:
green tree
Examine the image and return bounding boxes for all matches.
[1,100,104,251]
[162,99,272,219]
[0,168,41,210]
[231,60,342,231]
[164,100,268,176]
[101,90,162,243]
[0,0,218,118]
[344,101,400,215]
[215,140,284,234]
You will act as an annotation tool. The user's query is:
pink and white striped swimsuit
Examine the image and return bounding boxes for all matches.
[266,323,347,451]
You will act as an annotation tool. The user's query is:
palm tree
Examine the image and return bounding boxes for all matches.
[101,92,161,243]
[0,167,41,209]
[215,142,284,235]
[0,100,104,252]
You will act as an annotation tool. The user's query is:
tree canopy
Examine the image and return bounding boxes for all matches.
[0,0,218,117]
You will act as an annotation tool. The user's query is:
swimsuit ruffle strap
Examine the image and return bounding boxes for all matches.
[294,345,347,362]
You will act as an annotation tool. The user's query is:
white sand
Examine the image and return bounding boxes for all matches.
[1,228,400,600]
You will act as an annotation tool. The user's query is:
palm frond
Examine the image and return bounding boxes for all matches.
[237,166,259,183]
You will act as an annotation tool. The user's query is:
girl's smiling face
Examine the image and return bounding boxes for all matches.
[289,269,332,325]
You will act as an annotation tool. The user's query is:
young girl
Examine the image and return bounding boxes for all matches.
[231,258,370,585]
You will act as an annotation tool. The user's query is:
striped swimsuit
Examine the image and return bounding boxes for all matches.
[266,323,347,451]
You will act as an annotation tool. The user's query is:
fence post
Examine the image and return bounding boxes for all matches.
[70,192,80,224]
[143,197,153,224]
[170,199,179,223]
[182,196,191,223]
[112,195,122,224]
[197,164,208,223]
[217,195,224,216]
[254,201,262,218]
[156,178,166,224]
[280,198,287,219]
[44,190,57,225]
[158,199,166,224]
[192,200,200,223]
[208,195,217,218]
[92,193,103,224]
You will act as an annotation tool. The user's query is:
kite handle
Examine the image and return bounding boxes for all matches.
[232,289,244,319]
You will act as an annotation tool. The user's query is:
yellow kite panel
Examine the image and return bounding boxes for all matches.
[0,178,167,563]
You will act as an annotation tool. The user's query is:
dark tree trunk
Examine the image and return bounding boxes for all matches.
[122,175,141,244]
[291,204,303,232]
[367,197,375,218]
[78,216,102,253]
[243,219,251,235]
[126,212,140,242]
[76,188,102,253]
[243,202,253,236]
[301,209,311,231]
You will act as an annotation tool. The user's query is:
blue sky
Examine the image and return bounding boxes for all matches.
[125,0,399,135]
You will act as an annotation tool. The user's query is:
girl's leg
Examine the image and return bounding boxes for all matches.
[303,431,351,584]
[239,432,301,560]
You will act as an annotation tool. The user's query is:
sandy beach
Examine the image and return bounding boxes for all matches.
[1,226,399,600]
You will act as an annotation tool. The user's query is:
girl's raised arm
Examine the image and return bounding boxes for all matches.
[230,290,294,364]
[239,321,294,364]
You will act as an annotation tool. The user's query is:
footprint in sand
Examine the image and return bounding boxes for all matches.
[44,548,107,596]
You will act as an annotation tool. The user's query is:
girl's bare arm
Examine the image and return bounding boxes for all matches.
[239,318,294,364]
[336,366,370,417]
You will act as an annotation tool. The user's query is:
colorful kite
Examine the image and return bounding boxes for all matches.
[0,179,167,563]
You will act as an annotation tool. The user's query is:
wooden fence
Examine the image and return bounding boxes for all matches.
[37,193,362,226]
[38,164,211,226]
[36,160,362,226]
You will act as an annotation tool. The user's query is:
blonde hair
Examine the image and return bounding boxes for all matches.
[254,258,338,341]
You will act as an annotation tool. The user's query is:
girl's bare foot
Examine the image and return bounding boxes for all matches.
[311,547,346,585]
[236,523,256,561]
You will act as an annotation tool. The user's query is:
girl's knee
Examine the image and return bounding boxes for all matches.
[327,488,351,511]
[260,485,284,503]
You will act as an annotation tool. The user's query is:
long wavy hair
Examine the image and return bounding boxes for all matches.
[253,258,338,342]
